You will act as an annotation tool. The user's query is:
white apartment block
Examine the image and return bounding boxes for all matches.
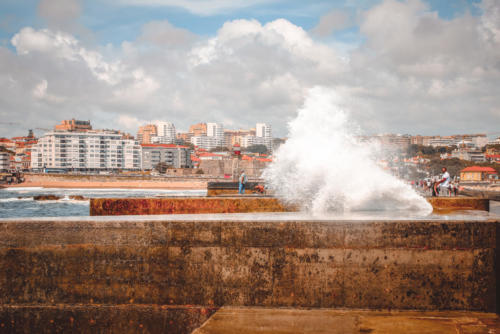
[0,152,10,171]
[154,121,176,144]
[207,123,224,138]
[255,123,272,151]
[155,122,176,138]
[191,136,220,151]
[31,131,141,171]
[256,123,272,138]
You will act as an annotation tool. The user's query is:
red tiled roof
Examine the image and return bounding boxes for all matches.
[0,138,12,143]
[486,155,500,159]
[256,158,272,162]
[461,166,498,173]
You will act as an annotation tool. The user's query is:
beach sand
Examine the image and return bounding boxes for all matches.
[7,179,207,190]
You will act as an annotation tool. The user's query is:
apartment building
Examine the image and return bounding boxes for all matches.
[31,131,141,171]
[0,152,10,171]
[54,119,92,132]
[255,123,272,151]
[191,135,220,151]
[151,121,176,144]
[141,144,192,170]
[191,123,225,150]
[189,123,207,136]
[137,124,157,144]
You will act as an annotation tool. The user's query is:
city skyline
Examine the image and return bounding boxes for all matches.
[0,0,499,138]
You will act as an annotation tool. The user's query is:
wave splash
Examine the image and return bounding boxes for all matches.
[263,87,432,214]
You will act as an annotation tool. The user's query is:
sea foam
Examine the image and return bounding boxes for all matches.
[263,87,432,214]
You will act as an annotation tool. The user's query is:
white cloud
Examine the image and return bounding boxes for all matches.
[32,79,65,103]
[1,0,500,138]
[114,0,279,15]
[139,20,197,47]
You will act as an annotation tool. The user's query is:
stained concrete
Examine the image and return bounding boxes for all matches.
[0,216,498,332]
[90,197,490,216]
[193,307,500,334]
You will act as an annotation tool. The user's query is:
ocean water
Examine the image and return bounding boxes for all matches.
[0,187,206,218]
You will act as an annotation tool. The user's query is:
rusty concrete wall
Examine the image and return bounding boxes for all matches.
[90,197,489,216]
[90,197,294,216]
[428,197,489,212]
[0,218,497,332]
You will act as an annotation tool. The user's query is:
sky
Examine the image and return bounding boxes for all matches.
[0,0,498,138]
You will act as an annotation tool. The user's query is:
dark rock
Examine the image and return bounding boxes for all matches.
[69,195,86,201]
[33,195,61,201]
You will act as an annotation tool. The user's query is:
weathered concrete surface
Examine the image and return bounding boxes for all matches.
[90,197,295,216]
[428,197,490,212]
[0,218,498,313]
[193,307,500,334]
[0,305,217,334]
[90,197,489,216]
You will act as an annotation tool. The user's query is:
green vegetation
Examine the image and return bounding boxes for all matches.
[407,144,456,157]
[209,146,229,152]
[245,144,268,154]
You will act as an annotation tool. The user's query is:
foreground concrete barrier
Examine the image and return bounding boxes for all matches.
[0,216,498,332]
[90,197,489,216]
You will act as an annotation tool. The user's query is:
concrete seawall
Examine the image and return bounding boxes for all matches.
[0,216,498,332]
[90,197,490,216]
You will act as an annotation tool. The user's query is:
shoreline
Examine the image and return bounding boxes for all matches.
[5,181,207,190]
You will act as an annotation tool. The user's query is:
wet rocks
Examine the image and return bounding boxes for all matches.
[33,195,61,201]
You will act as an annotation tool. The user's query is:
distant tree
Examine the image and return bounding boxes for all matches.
[245,144,268,154]
[154,162,173,174]
[177,141,195,150]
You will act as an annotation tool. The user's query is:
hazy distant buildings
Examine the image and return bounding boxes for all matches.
[189,123,207,136]
[141,144,192,170]
[31,131,141,171]
[238,123,273,152]
[191,122,225,150]
[54,119,92,132]
[410,134,489,149]
[137,124,157,144]
[151,122,176,144]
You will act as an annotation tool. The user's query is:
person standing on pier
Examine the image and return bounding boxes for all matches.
[239,170,247,194]
[435,167,451,196]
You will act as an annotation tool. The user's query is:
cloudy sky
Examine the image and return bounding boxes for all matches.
[0,0,499,138]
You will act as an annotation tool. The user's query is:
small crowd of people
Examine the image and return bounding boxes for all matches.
[411,167,459,197]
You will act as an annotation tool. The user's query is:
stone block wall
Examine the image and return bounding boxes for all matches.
[0,218,498,332]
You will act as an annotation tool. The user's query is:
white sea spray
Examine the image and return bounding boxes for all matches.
[263,87,432,214]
